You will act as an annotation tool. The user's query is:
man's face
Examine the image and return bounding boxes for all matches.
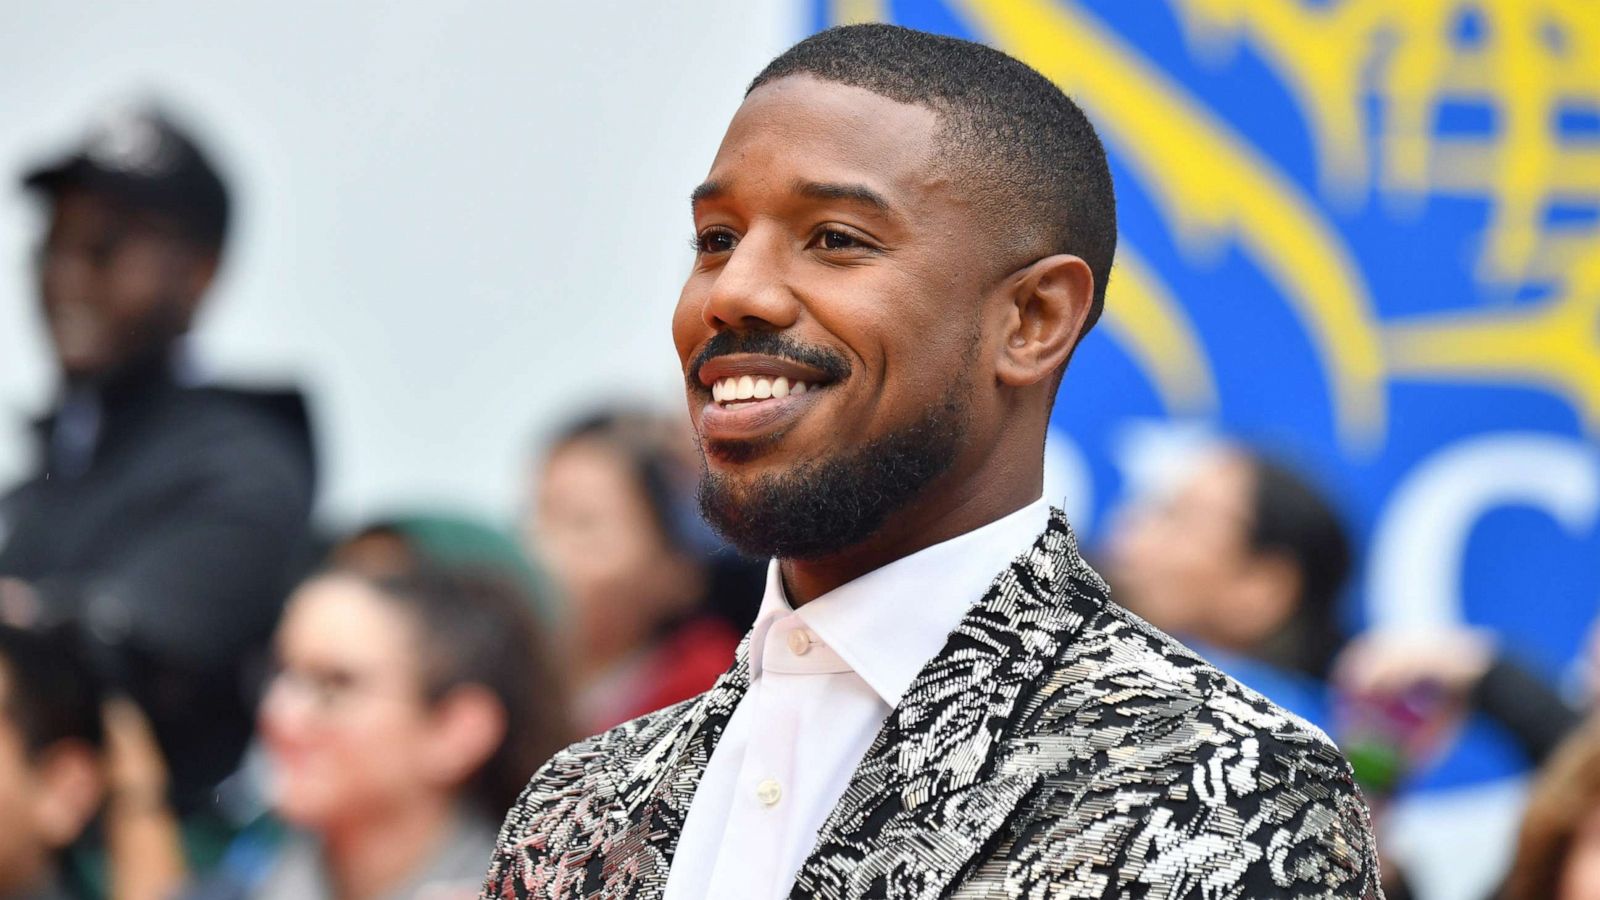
[36,188,212,382]
[673,76,1007,556]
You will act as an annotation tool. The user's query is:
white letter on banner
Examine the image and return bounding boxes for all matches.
[1367,433,1600,630]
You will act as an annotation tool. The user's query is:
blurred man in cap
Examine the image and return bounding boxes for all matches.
[0,104,316,811]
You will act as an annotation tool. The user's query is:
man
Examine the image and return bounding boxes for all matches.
[0,106,317,808]
[0,626,105,900]
[484,24,1379,899]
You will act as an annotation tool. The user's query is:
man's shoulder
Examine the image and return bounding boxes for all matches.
[501,698,696,821]
[158,385,314,459]
[996,599,1378,897]
[485,698,700,894]
[1055,599,1339,746]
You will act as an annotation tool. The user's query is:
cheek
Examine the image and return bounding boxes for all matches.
[673,281,711,366]
[1563,836,1600,900]
[265,706,432,821]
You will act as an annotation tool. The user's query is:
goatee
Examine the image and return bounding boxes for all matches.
[697,383,970,560]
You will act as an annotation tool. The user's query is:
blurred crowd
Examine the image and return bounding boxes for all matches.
[0,106,1593,900]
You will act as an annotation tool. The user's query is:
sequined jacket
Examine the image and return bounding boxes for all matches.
[482,510,1382,899]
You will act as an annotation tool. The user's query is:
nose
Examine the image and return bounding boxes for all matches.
[259,670,316,736]
[700,226,801,333]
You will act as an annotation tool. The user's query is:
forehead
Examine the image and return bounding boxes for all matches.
[47,188,120,230]
[703,76,953,210]
[279,577,416,666]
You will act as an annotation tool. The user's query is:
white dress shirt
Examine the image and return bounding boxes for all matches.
[663,498,1051,900]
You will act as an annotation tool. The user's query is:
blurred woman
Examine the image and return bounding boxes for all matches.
[1103,445,1352,727]
[527,409,754,734]
[1503,719,1600,899]
[112,566,571,900]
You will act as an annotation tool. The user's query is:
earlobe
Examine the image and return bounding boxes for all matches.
[426,685,508,786]
[994,254,1095,388]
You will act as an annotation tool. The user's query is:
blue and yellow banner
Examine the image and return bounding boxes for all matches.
[812,1,1600,787]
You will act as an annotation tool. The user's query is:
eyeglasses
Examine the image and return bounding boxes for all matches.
[262,663,424,716]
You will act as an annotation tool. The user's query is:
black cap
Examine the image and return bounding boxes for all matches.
[22,104,230,251]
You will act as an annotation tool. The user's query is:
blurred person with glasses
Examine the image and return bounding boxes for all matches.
[103,566,571,900]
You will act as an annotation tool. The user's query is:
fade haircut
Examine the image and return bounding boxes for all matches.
[749,23,1118,333]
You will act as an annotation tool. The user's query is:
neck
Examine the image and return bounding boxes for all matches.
[62,342,177,402]
[780,456,1043,606]
[321,793,457,900]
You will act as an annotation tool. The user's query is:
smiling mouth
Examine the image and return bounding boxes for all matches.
[710,375,816,409]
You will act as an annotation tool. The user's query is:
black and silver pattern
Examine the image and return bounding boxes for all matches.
[483,510,1381,899]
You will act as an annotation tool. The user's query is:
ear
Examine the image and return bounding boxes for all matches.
[173,249,219,322]
[33,740,105,849]
[421,685,507,788]
[993,254,1096,388]
[1230,552,1303,641]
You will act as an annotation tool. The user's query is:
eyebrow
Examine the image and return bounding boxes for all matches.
[688,179,895,216]
[794,180,892,214]
[689,180,723,205]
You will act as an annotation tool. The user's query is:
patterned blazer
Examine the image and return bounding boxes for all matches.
[483,510,1381,899]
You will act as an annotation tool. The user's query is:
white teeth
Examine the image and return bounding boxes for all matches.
[710,375,815,403]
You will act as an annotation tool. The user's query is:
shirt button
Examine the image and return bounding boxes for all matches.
[756,778,783,807]
[787,629,814,656]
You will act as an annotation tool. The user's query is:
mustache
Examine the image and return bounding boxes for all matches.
[687,331,853,386]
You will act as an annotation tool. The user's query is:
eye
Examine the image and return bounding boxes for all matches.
[808,226,878,254]
[818,229,858,250]
[693,227,738,255]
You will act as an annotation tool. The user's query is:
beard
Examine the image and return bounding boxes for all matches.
[697,380,971,560]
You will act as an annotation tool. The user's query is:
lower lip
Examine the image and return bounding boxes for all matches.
[698,388,827,444]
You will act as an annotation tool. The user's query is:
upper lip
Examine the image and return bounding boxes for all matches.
[695,354,836,389]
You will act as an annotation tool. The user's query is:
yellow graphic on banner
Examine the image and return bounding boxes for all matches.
[830,0,889,25]
[959,0,1386,449]
[1173,0,1600,284]
[826,0,1600,438]
[1174,0,1600,429]
[1099,248,1217,415]
[1387,239,1600,430]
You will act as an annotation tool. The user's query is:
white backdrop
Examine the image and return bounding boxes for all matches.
[0,1,801,524]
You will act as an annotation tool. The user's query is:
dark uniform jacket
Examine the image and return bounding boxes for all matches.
[0,353,316,806]
[483,510,1381,899]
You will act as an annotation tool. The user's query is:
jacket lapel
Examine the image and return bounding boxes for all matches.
[790,510,1108,899]
[586,637,753,898]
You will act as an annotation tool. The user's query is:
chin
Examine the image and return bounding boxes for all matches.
[271,790,329,830]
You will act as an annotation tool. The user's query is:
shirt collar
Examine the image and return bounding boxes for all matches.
[747,497,1051,708]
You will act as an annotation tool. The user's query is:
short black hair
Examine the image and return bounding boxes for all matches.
[1243,455,1353,679]
[0,624,105,757]
[750,23,1117,333]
